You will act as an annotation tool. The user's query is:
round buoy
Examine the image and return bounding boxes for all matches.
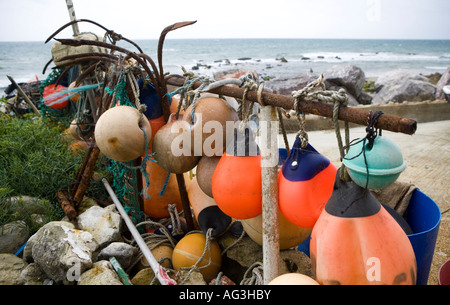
[242,209,311,250]
[172,233,222,282]
[268,273,319,285]
[94,105,152,162]
[278,138,337,228]
[137,245,173,271]
[196,156,221,198]
[43,84,68,109]
[152,117,200,174]
[343,135,406,189]
[310,169,417,285]
[212,152,262,219]
[183,97,239,157]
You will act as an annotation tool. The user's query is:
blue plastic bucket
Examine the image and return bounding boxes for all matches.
[405,189,441,285]
[296,188,441,285]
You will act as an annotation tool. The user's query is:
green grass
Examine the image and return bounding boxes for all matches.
[0,113,107,233]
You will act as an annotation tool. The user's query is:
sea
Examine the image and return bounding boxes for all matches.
[1,38,450,92]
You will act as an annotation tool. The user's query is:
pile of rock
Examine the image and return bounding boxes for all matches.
[0,202,128,285]
[0,197,313,285]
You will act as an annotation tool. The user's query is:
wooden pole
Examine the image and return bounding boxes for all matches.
[260,105,280,284]
[7,76,41,115]
[65,0,80,35]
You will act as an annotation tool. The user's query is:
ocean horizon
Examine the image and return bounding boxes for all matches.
[1,38,450,91]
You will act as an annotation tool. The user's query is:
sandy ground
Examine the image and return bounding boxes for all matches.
[278,119,449,285]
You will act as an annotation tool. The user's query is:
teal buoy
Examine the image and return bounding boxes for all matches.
[343,135,406,189]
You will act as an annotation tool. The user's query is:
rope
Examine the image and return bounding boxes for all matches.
[240,262,264,285]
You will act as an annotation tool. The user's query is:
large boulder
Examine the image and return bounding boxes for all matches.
[97,242,137,270]
[26,221,98,285]
[323,64,366,102]
[0,220,29,254]
[77,260,123,285]
[77,205,123,249]
[435,67,450,100]
[372,69,436,104]
[264,72,319,96]
[0,253,28,285]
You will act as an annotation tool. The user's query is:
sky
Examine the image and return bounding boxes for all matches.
[0,0,449,41]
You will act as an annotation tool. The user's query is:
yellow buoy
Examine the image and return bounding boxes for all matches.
[269,273,319,285]
[137,245,173,271]
[242,209,311,250]
[172,233,222,282]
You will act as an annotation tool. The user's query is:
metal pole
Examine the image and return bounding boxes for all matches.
[102,178,177,285]
[65,0,80,35]
[260,105,280,284]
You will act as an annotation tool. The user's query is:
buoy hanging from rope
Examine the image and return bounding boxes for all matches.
[310,170,417,285]
[278,137,337,228]
[94,105,152,162]
[152,114,200,174]
[182,96,239,157]
[212,128,262,219]
[342,110,406,189]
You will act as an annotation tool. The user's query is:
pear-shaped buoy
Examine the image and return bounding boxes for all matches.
[278,137,337,228]
[183,97,239,157]
[212,128,262,219]
[152,114,200,174]
[310,169,417,285]
[343,135,406,189]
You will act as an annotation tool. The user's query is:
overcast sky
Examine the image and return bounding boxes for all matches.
[0,0,449,41]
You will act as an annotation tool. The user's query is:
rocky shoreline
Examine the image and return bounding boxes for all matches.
[214,64,450,106]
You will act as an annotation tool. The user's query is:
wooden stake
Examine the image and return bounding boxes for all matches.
[7,76,41,116]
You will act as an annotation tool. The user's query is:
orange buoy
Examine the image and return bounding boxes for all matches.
[152,115,200,174]
[268,273,319,285]
[212,152,262,219]
[94,105,152,162]
[148,116,166,140]
[278,138,337,228]
[172,233,222,282]
[42,84,69,109]
[212,129,262,219]
[182,97,239,157]
[196,156,221,198]
[142,155,183,219]
[186,177,231,237]
[242,208,311,250]
[310,170,417,285]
